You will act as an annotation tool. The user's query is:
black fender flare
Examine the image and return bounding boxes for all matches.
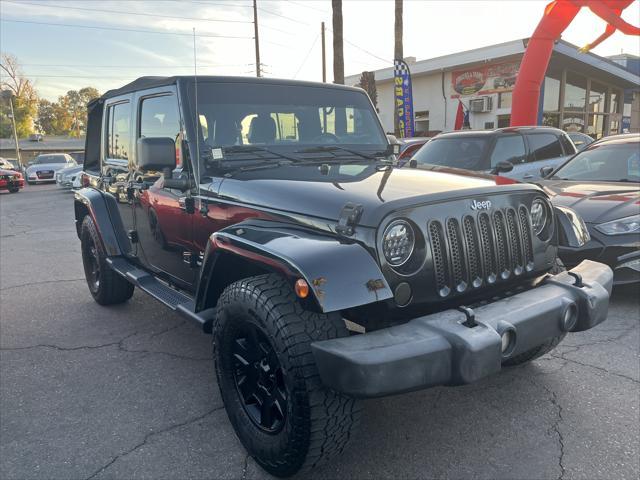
[74,188,132,256]
[195,221,393,313]
[554,205,591,248]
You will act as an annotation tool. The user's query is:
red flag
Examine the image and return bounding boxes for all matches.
[454,100,464,130]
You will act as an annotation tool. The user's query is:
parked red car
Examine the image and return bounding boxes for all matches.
[0,168,24,193]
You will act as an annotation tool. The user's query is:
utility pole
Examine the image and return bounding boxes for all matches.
[331,0,344,84]
[1,91,21,167]
[394,0,403,136]
[253,0,261,77]
[321,21,326,83]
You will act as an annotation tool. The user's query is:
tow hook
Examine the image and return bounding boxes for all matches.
[458,306,477,328]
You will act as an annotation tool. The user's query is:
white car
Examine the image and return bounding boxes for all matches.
[55,165,83,189]
[26,153,77,184]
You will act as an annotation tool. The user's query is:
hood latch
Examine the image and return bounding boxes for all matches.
[336,203,363,237]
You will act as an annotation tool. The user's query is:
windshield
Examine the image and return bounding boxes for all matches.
[35,155,67,164]
[190,82,386,154]
[411,137,491,171]
[553,143,640,182]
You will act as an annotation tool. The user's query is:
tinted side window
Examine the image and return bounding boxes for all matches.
[527,133,564,161]
[140,95,180,140]
[106,102,131,160]
[490,135,526,167]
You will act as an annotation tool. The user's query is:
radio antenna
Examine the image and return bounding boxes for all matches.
[193,27,201,201]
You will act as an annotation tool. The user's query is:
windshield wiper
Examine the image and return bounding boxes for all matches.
[212,145,300,163]
[295,145,379,161]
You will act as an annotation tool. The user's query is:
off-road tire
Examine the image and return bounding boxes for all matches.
[80,215,134,305]
[8,187,19,193]
[503,257,567,366]
[213,274,361,477]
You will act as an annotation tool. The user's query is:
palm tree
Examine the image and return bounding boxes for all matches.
[394,0,403,61]
[332,0,344,84]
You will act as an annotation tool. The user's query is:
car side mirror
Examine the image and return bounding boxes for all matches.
[386,134,401,155]
[137,137,176,172]
[409,159,417,168]
[540,166,554,178]
[490,160,513,175]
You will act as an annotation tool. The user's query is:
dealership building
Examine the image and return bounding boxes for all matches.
[345,39,640,138]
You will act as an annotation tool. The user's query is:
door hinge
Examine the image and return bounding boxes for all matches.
[336,203,363,237]
[128,230,139,243]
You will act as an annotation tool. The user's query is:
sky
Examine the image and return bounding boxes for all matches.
[1,0,639,100]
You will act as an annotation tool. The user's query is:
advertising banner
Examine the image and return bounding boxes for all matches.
[394,59,415,138]
[451,61,520,98]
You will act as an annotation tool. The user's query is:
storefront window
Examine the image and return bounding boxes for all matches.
[542,113,560,128]
[498,92,512,109]
[609,90,620,113]
[589,82,607,114]
[543,75,561,112]
[564,72,587,112]
[587,114,606,139]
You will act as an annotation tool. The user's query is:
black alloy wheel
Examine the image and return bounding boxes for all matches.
[231,324,287,433]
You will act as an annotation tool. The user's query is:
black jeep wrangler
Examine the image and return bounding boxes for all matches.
[75,76,613,477]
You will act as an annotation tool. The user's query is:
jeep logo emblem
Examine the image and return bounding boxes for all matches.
[470,199,492,210]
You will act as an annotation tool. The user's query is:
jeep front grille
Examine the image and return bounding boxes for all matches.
[429,206,534,297]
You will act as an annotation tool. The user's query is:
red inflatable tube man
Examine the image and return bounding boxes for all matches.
[510,0,639,127]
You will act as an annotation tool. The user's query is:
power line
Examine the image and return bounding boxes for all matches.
[20,63,250,68]
[325,27,391,64]
[283,0,329,14]
[0,19,253,39]
[3,0,252,24]
[293,32,320,79]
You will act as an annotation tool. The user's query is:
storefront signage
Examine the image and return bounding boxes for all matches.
[451,61,520,98]
[394,59,415,138]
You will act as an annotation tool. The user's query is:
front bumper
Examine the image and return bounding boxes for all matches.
[311,260,613,398]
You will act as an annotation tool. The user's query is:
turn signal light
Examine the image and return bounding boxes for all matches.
[81,173,90,187]
[294,278,309,298]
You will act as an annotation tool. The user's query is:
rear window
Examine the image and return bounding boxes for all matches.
[412,137,491,170]
[35,155,67,164]
[527,133,564,161]
[106,102,131,160]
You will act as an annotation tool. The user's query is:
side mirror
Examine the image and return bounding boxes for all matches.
[137,137,176,172]
[490,160,513,175]
[409,159,417,168]
[540,166,554,178]
[386,134,401,155]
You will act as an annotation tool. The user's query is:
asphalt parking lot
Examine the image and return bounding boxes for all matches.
[1,183,638,480]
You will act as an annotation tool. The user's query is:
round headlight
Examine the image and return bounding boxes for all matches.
[382,220,415,267]
[531,198,549,236]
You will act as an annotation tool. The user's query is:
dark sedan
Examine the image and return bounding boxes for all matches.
[539,133,640,284]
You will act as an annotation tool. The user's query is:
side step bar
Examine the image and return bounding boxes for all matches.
[106,257,216,332]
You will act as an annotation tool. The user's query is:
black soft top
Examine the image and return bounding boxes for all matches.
[95,75,363,104]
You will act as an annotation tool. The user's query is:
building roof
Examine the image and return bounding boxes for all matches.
[0,136,85,152]
[346,39,640,88]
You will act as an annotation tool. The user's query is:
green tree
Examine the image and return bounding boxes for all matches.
[63,87,100,137]
[0,53,38,138]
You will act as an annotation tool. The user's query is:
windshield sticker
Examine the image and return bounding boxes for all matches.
[212,148,223,160]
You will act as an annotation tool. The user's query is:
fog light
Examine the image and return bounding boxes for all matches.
[562,303,578,331]
[500,329,516,355]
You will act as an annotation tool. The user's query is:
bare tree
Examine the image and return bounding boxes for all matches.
[332,0,344,84]
[1,53,38,137]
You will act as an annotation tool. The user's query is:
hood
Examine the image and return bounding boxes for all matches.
[26,163,68,173]
[58,165,83,176]
[209,163,539,227]
[540,180,640,224]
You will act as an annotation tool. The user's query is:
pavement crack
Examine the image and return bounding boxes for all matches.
[1,331,140,353]
[241,454,250,480]
[529,378,566,480]
[84,406,224,480]
[0,277,85,292]
[551,352,639,384]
